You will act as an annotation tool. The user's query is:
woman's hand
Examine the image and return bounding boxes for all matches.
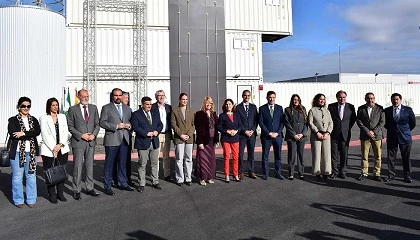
[13,131,25,138]
[198,144,204,150]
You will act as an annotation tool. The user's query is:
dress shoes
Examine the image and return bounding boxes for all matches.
[57,195,67,202]
[262,175,268,180]
[16,204,24,208]
[323,175,329,182]
[288,176,294,181]
[73,192,82,200]
[152,183,162,190]
[316,175,323,181]
[87,190,100,197]
[249,172,257,179]
[239,173,244,180]
[127,181,135,187]
[384,176,395,182]
[112,183,120,189]
[137,186,145,193]
[338,173,346,179]
[276,174,285,180]
[329,173,337,179]
[104,189,115,196]
[404,177,412,183]
[176,182,183,186]
[185,182,192,186]
[120,185,134,191]
[358,175,367,181]
[234,177,241,182]
[373,176,383,182]
[28,204,35,208]
[199,180,207,186]
[299,175,305,180]
[49,195,58,204]
[164,176,172,182]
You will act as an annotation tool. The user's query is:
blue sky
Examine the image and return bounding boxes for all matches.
[263,0,420,81]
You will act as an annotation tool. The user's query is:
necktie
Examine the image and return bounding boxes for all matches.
[245,105,249,116]
[83,105,89,123]
[339,105,344,120]
[146,111,152,124]
[269,105,274,118]
[117,104,123,120]
[394,107,399,121]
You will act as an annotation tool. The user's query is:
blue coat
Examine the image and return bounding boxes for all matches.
[217,112,243,143]
[384,105,416,144]
[259,104,284,139]
[131,108,163,150]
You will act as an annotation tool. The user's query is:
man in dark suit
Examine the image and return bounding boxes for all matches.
[259,91,284,180]
[99,88,134,195]
[384,93,416,183]
[328,90,357,179]
[131,96,163,192]
[356,92,385,181]
[151,90,172,182]
[237,90,259,179]
[67,89,101,200]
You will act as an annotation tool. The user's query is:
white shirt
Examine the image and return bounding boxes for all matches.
[20,117,31,152]
[158,104,167,132]
[79,104,89,118]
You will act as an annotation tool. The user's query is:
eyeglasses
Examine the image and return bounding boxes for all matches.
[20,104,31,109]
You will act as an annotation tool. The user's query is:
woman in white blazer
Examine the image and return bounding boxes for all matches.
[39,98,70,204]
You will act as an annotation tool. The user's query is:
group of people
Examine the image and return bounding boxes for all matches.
[6,88,416,208]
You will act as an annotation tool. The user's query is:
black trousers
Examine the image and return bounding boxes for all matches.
[331,138,349,175]
[387,138,412,178]
[41,152,68,197]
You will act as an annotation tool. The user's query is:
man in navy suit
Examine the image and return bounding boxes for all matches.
[259,91,284,180]
[384,93,416,183]
[237,90,259,179]
[131,96,163,192]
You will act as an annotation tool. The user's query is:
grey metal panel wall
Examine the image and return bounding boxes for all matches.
[169,0,226,111]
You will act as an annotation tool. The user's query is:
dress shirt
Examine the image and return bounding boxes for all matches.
[158,104,167,132]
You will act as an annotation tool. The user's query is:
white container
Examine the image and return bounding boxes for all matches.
[0,6,66,140]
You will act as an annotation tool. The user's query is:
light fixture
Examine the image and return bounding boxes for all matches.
[233,74,240,78]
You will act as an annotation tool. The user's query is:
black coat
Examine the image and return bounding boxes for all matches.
[7,115,41,159]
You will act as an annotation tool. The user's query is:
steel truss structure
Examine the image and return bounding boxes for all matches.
[83,0,147,109]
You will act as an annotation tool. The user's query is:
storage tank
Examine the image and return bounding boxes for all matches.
[0,5,65,141]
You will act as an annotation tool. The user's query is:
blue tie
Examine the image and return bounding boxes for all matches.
[117,104,123,120]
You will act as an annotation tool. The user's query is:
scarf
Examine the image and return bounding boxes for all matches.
[16,114,37,172]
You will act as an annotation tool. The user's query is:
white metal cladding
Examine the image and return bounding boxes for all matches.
[392,84,420,114]
[225,31,262,80]
[66,79,171,111]
[224,0,292,34]
[226,79,262,107]
[67,0,168,27]
[340,73,420,84]
[66,27,170,79]
[0,6,66,140]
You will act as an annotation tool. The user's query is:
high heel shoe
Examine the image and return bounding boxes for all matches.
[234,176,241,182]
[199,180,207,186]
[225,176,230,183]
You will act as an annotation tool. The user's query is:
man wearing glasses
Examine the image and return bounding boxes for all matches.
[236,90,259,179]
[151,90,173,182]
[99,88,134,195]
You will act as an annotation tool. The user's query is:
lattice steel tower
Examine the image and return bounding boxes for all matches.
[83,0,147,109]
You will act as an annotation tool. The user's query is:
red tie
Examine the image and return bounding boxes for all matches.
[83,105,89,123]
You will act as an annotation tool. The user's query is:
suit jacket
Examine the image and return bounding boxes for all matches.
[236,102,258,139]
[308,106,333,136]
[152,103,172,133]
[171,106,195,144]
[131,108,163,150]
[356,104,385,141]
[39,114,70,157]
[67,104,100,148]
[284,107,309,142]
[7,115,41,159]
[100,102,132,146]
[217,112,243,143]
[194,110,219,145]
[258,103,284,139]
[328,102,357,142]
[384,105,416,144]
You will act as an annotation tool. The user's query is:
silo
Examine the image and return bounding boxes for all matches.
[0,5,65,140]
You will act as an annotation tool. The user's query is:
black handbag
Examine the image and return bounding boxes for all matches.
[0,134,10,167]
[44,158,67,185]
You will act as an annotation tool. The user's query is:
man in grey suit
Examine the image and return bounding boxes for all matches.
[67,89,101,200]
[328,90,357,179]
[99,88,134,195]
[356,92,385,181]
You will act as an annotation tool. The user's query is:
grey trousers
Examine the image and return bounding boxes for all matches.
[72,144,95,192]
[174,143,193,183]
[137,143,160,186]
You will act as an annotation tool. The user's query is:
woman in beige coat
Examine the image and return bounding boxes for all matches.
[171,93,195,186]
[308,93,333,181]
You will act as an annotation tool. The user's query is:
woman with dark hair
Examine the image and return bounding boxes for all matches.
[7,96,41,208]
[284,94,308,180]
[217,99,243,183]
[39,97,70,203]
[171,93,195,186]
[308,93,333,181]
[194,96,219,186]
